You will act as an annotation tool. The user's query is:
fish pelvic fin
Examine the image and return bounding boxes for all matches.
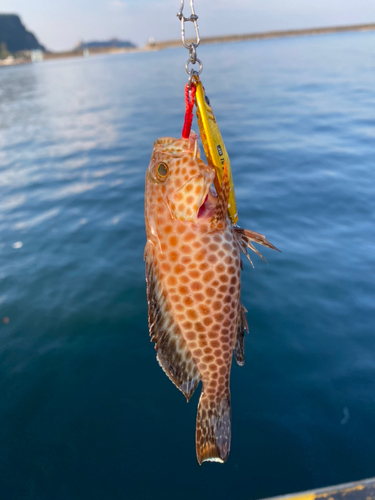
[234,227,280,265]
[212,161,230,227]
[196,391,231,465]
[145,243,201,401]
[234,303,248,366]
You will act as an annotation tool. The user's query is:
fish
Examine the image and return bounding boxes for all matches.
[144,132,278,464]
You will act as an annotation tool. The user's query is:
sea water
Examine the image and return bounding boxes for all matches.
[0,31,374,499]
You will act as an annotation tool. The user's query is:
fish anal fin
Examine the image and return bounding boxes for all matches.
[234,304,248,366]
[145,243,201,401]
[196,392,231,465]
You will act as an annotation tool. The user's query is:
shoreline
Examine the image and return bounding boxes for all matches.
[151,22,375,50]
[1,22,374,68]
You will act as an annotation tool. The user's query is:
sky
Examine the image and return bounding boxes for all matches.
[1,0,375,52]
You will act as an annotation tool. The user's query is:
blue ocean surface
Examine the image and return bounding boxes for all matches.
[0,31,374,499]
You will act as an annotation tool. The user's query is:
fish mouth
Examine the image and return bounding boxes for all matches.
[197,165,217,221]
[197,187,217,220]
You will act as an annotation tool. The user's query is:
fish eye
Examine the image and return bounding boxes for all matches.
[157,163,168,178]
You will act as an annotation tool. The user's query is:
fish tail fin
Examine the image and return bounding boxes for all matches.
[196,390,231,465]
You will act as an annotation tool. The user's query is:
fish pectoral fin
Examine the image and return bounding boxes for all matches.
[234,227,280,264]
[196,392,231,465]
[234,303,248,366]
[145,246,201,401]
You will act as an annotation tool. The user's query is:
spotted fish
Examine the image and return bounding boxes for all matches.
[144,132,278,464]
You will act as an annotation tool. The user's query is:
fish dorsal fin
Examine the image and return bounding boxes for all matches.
[145,244,201,401]
[234,303,248,366]
[212,161,230,227]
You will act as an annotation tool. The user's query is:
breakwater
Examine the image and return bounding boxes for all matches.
[150,22,375,49]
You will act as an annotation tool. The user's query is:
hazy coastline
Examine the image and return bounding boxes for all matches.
[1,22,375,67]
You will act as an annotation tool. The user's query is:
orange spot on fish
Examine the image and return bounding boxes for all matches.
[191,281,202,291]
[195,322,205,332]
[203,270,214,282]
[184,297,194,307]
[193,292,204,302]
[184,232,195,242]
[198,305,209,316]
[199,262,209,271]
[207,254,218,264]
[187,309,198,320]
[188,269,200,279]
[174,264,185,274]
[196,251,205,262]
[170,251,178,262]
[186,331,196,340]
[209,243,219,252]
[167,276,177,286]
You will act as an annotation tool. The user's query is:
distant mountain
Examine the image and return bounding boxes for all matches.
[75,38,136,50]
[0,14,45,52]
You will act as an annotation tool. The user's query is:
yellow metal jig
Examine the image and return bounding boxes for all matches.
[194,77,238,225]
